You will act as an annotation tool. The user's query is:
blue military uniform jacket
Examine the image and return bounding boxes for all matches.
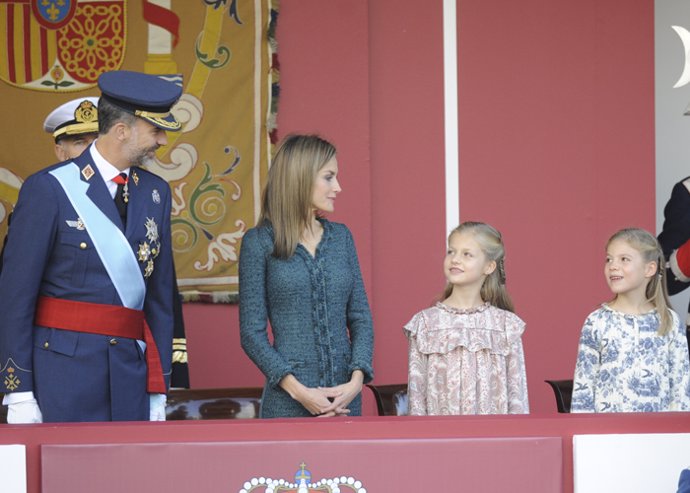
[0,145,173,422]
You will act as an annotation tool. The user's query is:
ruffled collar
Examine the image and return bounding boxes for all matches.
[412,302,512,355]
[435,301,490,315]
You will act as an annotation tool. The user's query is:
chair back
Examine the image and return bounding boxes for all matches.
[166,387,262,420]
[366,384,408,416]
[544,379,573,413]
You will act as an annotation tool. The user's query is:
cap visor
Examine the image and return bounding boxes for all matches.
[143,114,181,132]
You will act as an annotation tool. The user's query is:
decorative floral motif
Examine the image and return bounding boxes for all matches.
[42,65,75,90]
[172,159,244,272]
[193,222,246,272]
[195,34,231,69]
[57,3,125,83]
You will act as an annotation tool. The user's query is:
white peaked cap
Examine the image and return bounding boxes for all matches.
[43,97,100,137]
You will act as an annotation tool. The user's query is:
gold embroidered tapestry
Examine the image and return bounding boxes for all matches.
[0,0,278,302]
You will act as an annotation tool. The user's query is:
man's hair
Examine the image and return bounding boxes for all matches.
[97,96,137,134]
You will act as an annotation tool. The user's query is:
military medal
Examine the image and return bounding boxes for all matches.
[137,242,151,262]
[138,218,161,277]
[145,218,159,242]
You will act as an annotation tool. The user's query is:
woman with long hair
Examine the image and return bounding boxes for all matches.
[239,134,374,418]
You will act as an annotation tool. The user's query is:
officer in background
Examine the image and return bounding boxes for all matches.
[45,97,100,161]
[0,70,180,422]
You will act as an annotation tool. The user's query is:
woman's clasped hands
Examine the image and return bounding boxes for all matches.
[281,370,364,417]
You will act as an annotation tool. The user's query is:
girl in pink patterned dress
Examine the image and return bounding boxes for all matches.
[404,221,529,415]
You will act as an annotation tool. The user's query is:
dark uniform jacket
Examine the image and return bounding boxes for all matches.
[0,146,173,422]
[658,176,690,352]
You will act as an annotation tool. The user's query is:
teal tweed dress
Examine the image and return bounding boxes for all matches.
[239,219,374,418]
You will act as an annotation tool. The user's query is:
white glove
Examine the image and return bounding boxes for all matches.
[149,393,167,421]
[7,398,43,424]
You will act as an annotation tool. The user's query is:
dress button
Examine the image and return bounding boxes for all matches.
[43,342,49,348]
[79,242,88,249]
[109,338,117,345]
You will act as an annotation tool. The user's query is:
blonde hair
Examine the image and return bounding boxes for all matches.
[442,221,515,312]
[259,134,337,259]
[606,228,673,336]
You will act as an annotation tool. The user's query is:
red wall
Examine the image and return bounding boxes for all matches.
[456,0,654,412]
[184,0,655,414]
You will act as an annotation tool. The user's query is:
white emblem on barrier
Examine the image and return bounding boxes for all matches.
[237,463,367,493]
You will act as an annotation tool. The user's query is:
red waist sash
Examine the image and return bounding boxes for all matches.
[35,296,166,393]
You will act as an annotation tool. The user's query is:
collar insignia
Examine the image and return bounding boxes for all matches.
[81,164,95,181]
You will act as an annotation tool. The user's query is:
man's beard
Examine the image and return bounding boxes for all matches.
[131,146,158,167]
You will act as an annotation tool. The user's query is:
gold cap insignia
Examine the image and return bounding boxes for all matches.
[53,100,99,139]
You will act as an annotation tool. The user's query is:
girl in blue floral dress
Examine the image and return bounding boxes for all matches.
[571,228,690,413]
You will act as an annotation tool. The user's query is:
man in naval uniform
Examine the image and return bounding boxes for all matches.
[0,70,181,423]
[45,97,100,162]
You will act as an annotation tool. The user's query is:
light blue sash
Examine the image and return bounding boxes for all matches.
[49,163,145,310]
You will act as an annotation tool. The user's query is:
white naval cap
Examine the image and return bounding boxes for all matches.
[43,97,99,140]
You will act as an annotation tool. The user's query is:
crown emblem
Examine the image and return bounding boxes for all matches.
[238,463,366,493]
[75,100,98,123]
